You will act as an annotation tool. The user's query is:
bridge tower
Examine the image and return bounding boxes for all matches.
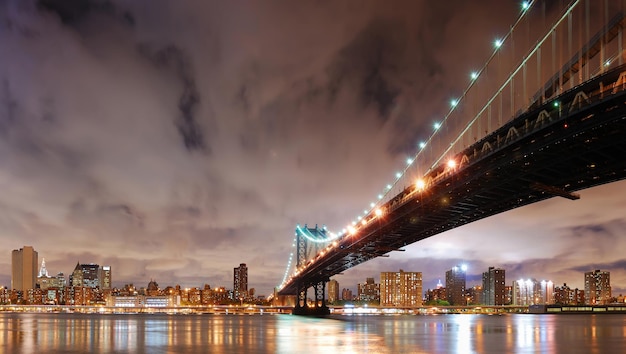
[292,224,330,316]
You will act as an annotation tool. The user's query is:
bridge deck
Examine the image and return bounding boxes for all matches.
[279,65,626,295]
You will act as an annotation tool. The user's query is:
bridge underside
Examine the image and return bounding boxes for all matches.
[279,65,626,296]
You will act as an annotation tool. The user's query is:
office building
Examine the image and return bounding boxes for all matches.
[482,267,506,305]
[328,279,339,303]
[12,246,38,292]
[233,263,248,300]
[446,265,467,306]
[380,270,422,307]
[584,270,611,305]
[100,266,112,289]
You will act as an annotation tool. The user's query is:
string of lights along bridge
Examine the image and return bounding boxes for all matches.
[272,0,626,314]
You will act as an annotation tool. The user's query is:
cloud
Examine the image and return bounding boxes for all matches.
[1,0,625,298]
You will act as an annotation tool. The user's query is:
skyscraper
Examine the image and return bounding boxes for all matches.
[233,263,248,300]
[380,270,422,307]
[584,270,611,305]
[327,279,339,303]
[446,265,467,306]
[12,246,38,292]
[482,267,506,305]
[100,266,112,289]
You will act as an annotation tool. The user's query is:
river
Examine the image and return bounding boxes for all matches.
[1,312,625,353]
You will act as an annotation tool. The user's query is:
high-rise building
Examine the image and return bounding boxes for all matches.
[328,279,339,303]
[512,278,553,305]
[100,266,112,289]
[446,265,467,306]
[81,264,100,288]
[357,277,380,302]
[380,270,422,307]
[482,267,506,305]
[584,270,611,305]
[12,246,38,292]
[70,262,83,287]
[69,263,106,289]
[233,263,248,300]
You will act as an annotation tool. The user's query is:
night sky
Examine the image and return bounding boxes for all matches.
[2,0,626,297]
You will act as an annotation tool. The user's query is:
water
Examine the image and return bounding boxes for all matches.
[1,313,625,353]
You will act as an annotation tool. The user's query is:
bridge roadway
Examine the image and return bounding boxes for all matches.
[278,64,626,296]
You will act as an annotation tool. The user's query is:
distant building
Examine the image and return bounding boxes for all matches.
[482,267,506,305]
[100,266,112,289]
[467,285,483,305]
[233,263,248,301]
[446,265,466,306]
[585,270,611,305]
[328,279,339,303]
[12,246,38,293]
[425,279,446,303]
[554,283,585,305]
[380,270,422,307]
[357,277,380,302]
[512,279,553,305]
[341,288,353,301]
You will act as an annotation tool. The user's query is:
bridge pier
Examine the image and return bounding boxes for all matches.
[292,280,330,316]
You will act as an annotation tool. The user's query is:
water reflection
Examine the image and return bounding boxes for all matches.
[1,313,626,353]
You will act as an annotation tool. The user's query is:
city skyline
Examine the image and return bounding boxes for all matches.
[2,1,626,297]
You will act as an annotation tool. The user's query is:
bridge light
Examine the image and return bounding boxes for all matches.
[361,220,367,226]
[450,99,458,107]
[375,208,383,217]
[553,101,560,107]
[370,202,375,208]
[433,122,441,130]
[605,60,611,67]
[406,157,413,165]
[494,39,503,48]
[461,264,468,271]
[416,179,426,190]
[378,194,383,200]
[386,184,392,190]
[470,71,479,80]
[521,1,530,11]
[447,159,457,169]
[419,142,426,149]
[347,225,356,235]
[395,172,402,179]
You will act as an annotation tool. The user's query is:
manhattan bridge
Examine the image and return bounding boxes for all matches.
[271,0,626,315]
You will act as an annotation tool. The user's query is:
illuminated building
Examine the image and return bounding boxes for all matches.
[554,283,585,305]
[11,246,38,293]
[327,279,339,303]
[446,265,467,306]
[233,263,248,301]
[512,278,553,305]
[70,263,101,288]
[425,279,446,303]
[35,259,66,291]
[380,270,422,307]
[341,288,353,301]
[357,277,380,302]
[100,266,112,289]
[467,285,482,305]
[584,270,611,305]
[482,267,506,305]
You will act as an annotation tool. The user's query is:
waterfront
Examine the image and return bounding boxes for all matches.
[1,313,626,353]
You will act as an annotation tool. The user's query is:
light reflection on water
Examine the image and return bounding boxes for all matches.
[1,313,626,353]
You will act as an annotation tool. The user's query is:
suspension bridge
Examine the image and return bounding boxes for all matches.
[272,0,626,315]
